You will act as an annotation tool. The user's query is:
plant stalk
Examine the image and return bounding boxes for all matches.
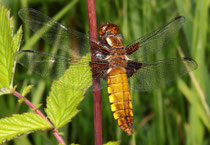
[11,90,66,145]
[86,0,103,145]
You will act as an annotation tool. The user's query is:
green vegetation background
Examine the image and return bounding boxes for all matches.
[0,0,210,145]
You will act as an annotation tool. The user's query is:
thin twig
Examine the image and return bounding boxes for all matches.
[86,0,103,145]
[177,46,210,116]
[138,112,155,128]
[11,90,66,145]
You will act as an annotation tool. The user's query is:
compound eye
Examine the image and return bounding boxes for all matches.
[99,25,108,36]
[112,26,119,34]
[99,30,105,36]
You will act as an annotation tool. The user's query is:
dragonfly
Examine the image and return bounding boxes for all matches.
[16,8,198,135]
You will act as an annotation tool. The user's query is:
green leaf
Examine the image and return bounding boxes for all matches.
[21,85,33,97]
[59,132,64,136]
[18,98,25,104]
[35,104,42,110]
[0,112,51,144]
[103,141,121,145]
[45,54,92,128]
[0,5,22,95]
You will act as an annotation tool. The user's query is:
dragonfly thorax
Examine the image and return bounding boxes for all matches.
[106,55,127,68]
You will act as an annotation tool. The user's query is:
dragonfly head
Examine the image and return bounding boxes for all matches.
[98,22,119,36]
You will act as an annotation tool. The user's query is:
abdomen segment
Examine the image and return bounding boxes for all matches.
[107,67,133,135]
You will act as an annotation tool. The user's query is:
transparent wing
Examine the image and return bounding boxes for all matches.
[129,58,198,92]
[18,8,91,57]
[126,16,185,60]
[15,50,88,77]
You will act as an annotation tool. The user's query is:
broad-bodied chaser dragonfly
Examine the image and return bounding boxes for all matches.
[16,8,198,135]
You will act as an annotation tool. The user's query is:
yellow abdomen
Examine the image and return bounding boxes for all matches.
[107,67,133,135]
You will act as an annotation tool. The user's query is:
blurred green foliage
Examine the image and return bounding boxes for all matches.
[0,0,210,145]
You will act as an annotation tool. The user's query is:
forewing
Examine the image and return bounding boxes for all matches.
[126,16,185,60]
[18,8,91,57]
[129,58,198,92]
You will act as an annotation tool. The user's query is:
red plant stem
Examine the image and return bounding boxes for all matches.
[12,91,66,145]
[87,0,103,145]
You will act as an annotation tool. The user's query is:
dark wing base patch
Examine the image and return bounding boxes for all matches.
[89,61,109,79]
[126,61,142,78]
